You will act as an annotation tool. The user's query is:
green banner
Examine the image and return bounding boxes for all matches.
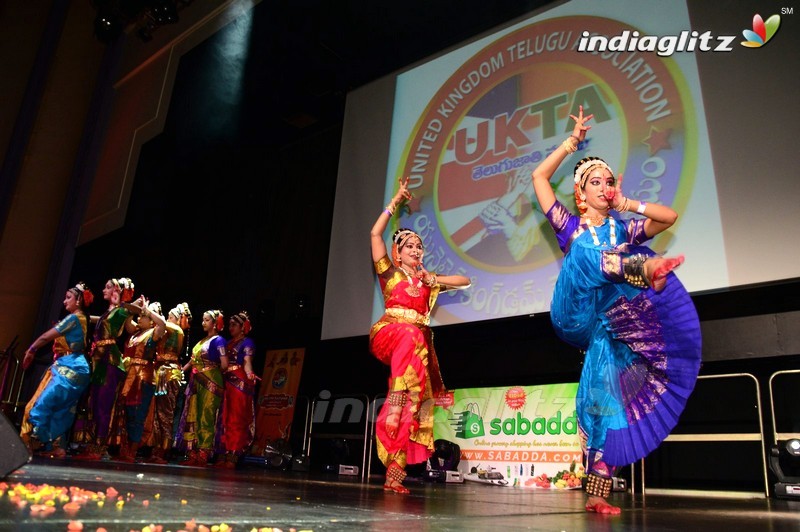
[434,383,584,487]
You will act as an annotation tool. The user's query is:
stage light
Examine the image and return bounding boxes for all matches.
[769,439,800,499]
[94,10,123,43]
[786,439,800,457]
[151,0,179,25]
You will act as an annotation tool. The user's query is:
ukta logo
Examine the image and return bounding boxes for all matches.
[393,15,694,323]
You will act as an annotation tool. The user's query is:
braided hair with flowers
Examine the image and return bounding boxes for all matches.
[204,309,225,332]
[68,281,94,308]
[169,302,192,331]
[110,277,135,303]
[230,311,252,335]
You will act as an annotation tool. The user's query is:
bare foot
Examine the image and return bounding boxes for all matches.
[585,495,621,514]
[644,255,684,292]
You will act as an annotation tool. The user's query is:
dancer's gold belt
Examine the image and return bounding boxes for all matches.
[385,307,430,327]
[94,339,116,346]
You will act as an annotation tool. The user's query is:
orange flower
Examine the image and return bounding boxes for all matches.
[63,501,81,516]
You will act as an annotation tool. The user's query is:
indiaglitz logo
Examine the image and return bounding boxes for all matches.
[577,13,782,56]
[577,29,736,56]
[741,14,781,48]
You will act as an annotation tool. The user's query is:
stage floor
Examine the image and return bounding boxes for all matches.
[2,458,798,531]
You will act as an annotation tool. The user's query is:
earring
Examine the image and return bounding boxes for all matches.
[580,193,586,200]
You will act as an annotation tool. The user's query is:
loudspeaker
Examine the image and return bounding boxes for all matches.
[0,412,30,478]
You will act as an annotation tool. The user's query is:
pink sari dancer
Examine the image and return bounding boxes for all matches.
[214,311,256,469]
[369,177,471,493]
[370,263,443,470]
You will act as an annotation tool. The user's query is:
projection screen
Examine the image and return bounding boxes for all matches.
[323,0,799,340]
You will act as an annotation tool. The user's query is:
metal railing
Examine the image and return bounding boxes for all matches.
[768,369,800,444]
[295,395,311,457]
[642,373,769,498]
[365,393,385,481]
[0,336,22,417]
[307,394,371,481]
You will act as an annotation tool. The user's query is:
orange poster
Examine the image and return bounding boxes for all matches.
[250,348,305,455]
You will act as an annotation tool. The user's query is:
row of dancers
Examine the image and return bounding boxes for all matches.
[20,278,256,468]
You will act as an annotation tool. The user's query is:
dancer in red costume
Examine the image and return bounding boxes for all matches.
[216,311,257,468]
[369,177,471,493]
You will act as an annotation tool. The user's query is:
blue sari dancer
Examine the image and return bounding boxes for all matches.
[532,106,701,514]
[21,282,94,457]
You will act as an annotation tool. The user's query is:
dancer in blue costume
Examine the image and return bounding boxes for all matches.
[20,282,94,457]
[531,106,701,514]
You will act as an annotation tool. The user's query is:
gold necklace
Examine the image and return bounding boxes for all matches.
[582,214,606,226]
[400,267,421,297]
[585,217,617,247]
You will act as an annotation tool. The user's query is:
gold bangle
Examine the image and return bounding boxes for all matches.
[561,137,578,154]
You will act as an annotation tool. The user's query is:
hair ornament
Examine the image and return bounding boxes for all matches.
[205,309,225,331]
[391,228,423,267]
[147,301,163,318]
[393,228,420,247]
[231,310,252,335]
[69,282,94,308]
[573,157,613,189]
[111,277,135,303]
[169,302,192,321]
